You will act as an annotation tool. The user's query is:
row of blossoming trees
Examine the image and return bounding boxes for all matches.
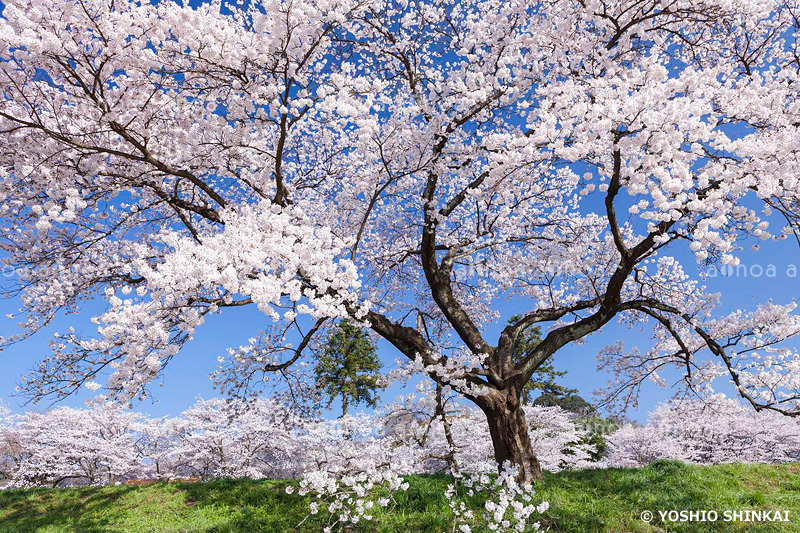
[3,393,800,490]
[607,396,800,467]
[0,394,594,490]
[4,392,800,531]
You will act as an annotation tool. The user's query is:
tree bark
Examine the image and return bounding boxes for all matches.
[481,393,542,484]
[435,382,460,476]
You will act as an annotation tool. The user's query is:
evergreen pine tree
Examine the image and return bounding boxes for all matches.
[314,320,382,417]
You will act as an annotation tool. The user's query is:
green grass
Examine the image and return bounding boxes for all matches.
[2,461,800,532]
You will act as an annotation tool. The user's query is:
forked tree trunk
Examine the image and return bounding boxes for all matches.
[481,392,542,484]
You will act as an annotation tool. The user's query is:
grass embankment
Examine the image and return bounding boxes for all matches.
[1,461,799,532]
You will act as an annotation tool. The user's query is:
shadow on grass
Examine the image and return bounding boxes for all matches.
[179,478,323,532]
[0,485,136,533]
[3,463,799,533]
[178,475,459,533]
[539,460,798,533]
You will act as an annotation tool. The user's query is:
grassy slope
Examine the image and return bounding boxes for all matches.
[1,461,800,532]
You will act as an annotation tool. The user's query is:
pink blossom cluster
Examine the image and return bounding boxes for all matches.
[607,396,800,467]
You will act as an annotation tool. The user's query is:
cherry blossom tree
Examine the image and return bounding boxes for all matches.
[1,0,800,482]
[607,396,800,467]
[0,398,318,487]
[0,402,19,483]
[384,382,597,475]
[2,405,143,488]
[166,397,307,480]
[133,415,185,480]
[604,424,680,468]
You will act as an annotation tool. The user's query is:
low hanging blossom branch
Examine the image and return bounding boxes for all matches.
[445,463,549,533]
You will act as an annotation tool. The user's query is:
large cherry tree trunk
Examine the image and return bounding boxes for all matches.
[480,391,542,484]
[363,312,545,482]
